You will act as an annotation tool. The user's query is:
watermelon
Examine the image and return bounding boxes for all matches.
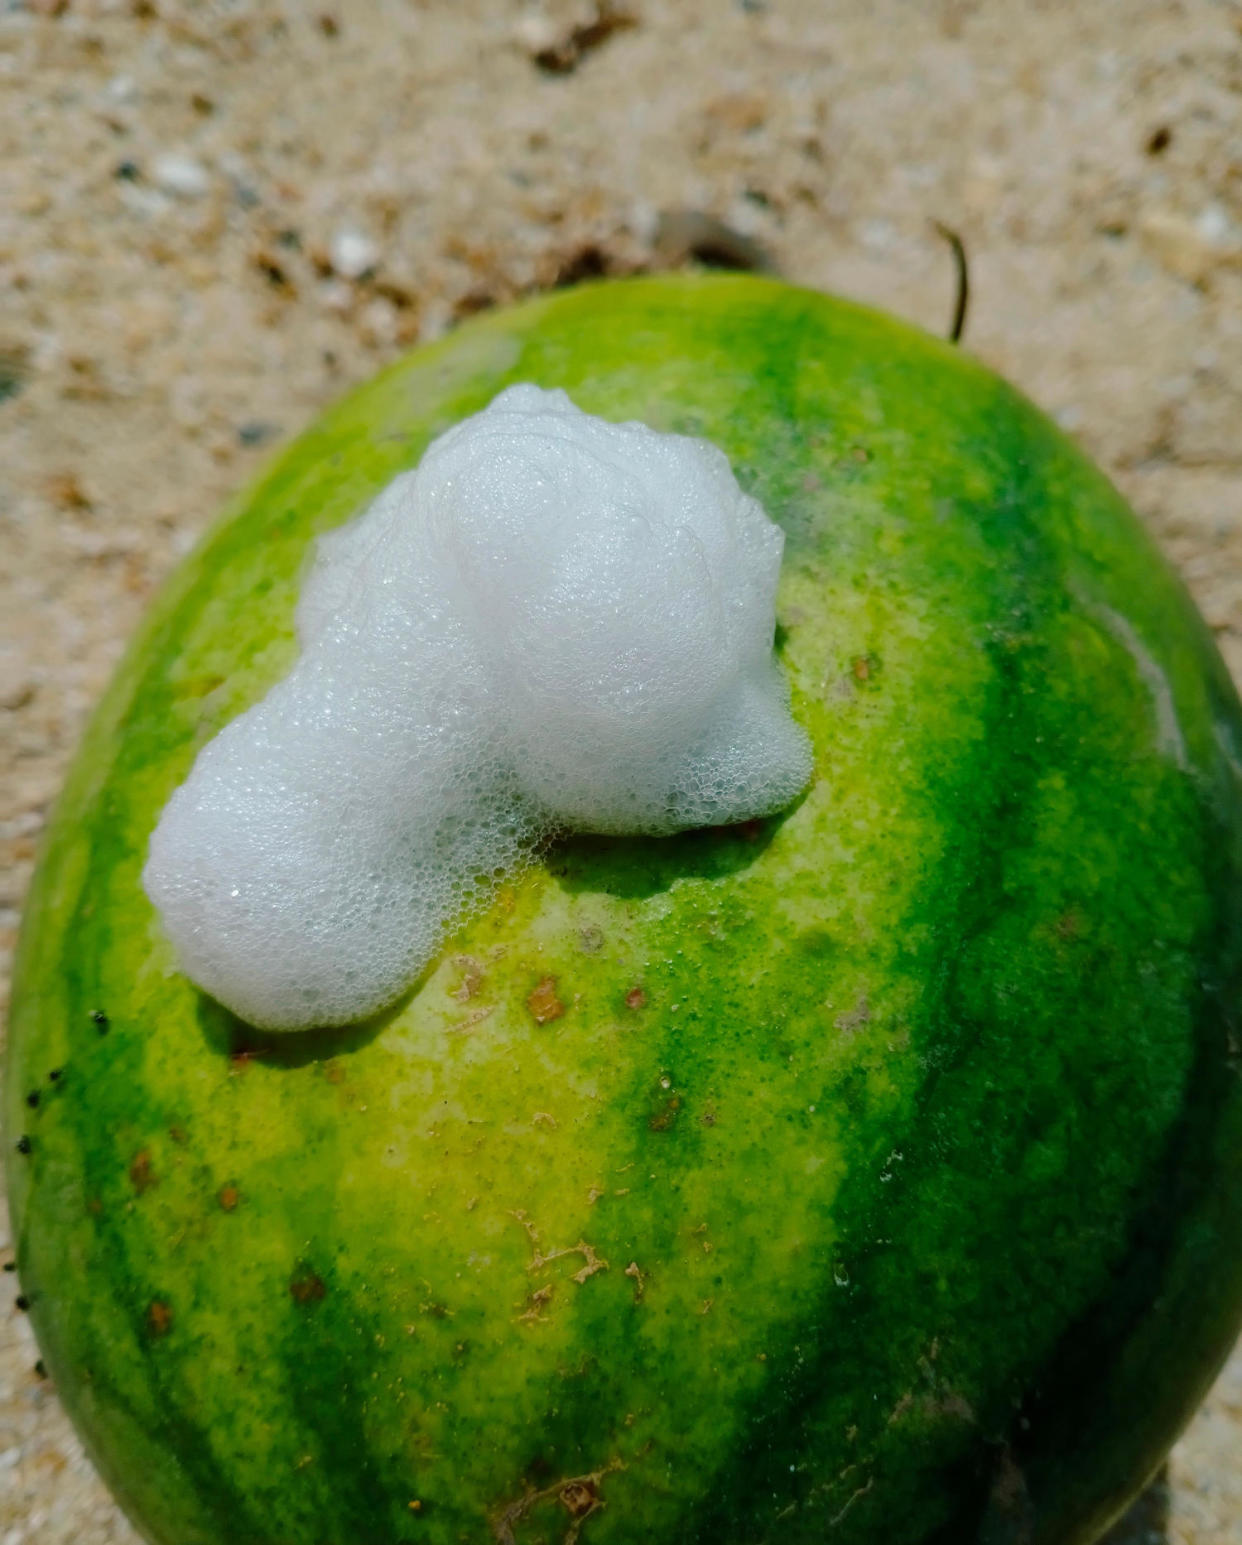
[7,273,1242,1545]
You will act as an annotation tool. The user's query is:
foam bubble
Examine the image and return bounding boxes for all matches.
[144,385,812,1029]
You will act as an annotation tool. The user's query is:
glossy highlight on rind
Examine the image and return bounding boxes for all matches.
[7,274,1242,1545]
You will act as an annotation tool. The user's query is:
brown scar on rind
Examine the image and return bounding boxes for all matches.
[448,1004,495,1035]
[451,954,485,1000]
[510,1210,609,1284]
[834,994,870,1036]
[828,1475,875,1528]
[517,1283,555,1324]
[491,1457,625,1545]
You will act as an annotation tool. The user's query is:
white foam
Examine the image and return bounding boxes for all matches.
[144,385,812,1030]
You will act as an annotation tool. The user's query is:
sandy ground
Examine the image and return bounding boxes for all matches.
[2,1,1242,1540]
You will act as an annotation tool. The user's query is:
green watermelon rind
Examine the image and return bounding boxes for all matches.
[7,274,1242,1545]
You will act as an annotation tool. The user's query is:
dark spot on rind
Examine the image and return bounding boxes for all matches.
[15,1295,30,1311]
[129,1150,157,1195]
[1146,125,1172,155]
[91,1009,109,1033]
[625,986,646,1011]
[146,1300,173,1337]
[15,1136,31,1156]
[289,1267,326,1305]
[218,1184,241,1212]
[48,1068,62,1082]
[25,1091,39,1109]
[648,1094,682,1132]
[34,1359,46,1379]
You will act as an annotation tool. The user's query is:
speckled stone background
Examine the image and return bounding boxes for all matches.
[2,1,1242,1541]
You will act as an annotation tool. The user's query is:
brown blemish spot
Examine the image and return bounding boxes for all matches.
[560,1476,602,1521]
[527,976,565,1025]
[323,1059,346,1084]
[230,1046,256,1073]
[218,1184,240,1212]
[129,1149,157,1195]
[1053,910,1084,942]
[532,1111,559,1129]
[168,1124,188,1145]
[700,1107,718,1128]
[491,1458,624,1545]
[624,986,646,1011]
[577,925,604,954]
[623,1261,644,1301]
[146,1300,173,1338]
[834,995,870,1036]
[587,1186,604,1205]
[851,655,873,682]
[699,1298,714,1315]
[289,1267,327,1305]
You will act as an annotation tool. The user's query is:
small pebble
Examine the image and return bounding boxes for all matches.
[329,229,380,280]
[237,422,279,447]
[151,154,211,199]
